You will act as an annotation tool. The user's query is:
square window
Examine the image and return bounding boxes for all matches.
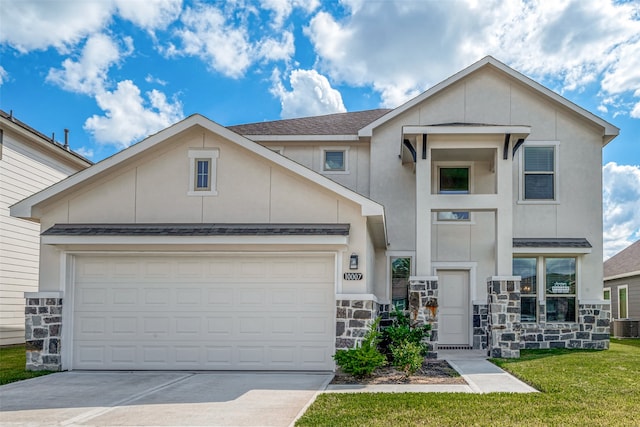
[523,146,555,200]
[324,150,346,171]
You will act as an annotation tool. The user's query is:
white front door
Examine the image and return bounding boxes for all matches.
[437,270,470,346]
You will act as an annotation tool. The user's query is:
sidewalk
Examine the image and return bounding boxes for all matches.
[324,350,538,394]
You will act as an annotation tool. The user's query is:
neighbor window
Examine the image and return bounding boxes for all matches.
[619,286,628,319]
[390,257,411,310]
[188,149,219,196]
[437,167,470,221]
[513,256,577,323]
[513,258,537,322]
[523,146,555,200]
[323,149,346,172]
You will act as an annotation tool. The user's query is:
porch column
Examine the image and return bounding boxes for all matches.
[487,277,521,358]
[24,292,63,371]
[415,142,432,276]
[495,151,514,275]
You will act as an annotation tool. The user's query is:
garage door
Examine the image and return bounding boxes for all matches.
[72,254,336,370]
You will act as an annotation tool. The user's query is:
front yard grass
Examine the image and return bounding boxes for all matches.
[297,339,640,426]
[0,345,53,385]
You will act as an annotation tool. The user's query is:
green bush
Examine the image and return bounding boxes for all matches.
[381,309,430,358]
[333,318,386,377]
[390,341,424,376]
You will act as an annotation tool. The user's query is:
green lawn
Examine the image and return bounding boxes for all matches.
[297,339,640,426]
[0,345,53,385]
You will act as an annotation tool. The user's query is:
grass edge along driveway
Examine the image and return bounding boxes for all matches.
[0,345,53,385]
[296,339,640,427]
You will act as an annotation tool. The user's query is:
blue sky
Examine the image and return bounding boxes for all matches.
[0,0,639,257]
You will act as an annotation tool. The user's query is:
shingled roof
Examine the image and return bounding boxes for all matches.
[604,240,640,278]
[228,109,391,136]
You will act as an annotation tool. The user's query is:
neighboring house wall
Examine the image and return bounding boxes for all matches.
[606,277,640,320]
[0,117,89,345]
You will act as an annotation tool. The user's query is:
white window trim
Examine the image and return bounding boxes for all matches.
[188,149,219,196]
[518,141,560,204]
[603,287,611,301]
[321,147,350,174]
[618,284,629,319]
[433,161,474,223]
[386,251,414,303]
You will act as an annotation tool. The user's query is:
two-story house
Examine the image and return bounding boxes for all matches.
[12,57,615,371]
[1,111,91,346]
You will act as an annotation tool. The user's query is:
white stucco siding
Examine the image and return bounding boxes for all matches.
[35,127,375,298]
[0,133,82,344]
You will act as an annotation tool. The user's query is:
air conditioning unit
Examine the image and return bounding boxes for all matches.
[612,320,640,338]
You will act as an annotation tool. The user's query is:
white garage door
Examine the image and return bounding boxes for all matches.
[72,254,336,370]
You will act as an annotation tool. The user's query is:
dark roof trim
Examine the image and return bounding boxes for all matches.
[42,223,350,236]
[513,238,592,248]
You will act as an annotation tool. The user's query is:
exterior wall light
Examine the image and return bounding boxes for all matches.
[349,253,359,270]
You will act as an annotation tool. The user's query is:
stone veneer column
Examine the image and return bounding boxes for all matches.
[487,277,521,358]
[24,292,63,371]
[335,298,381,350]
[408,276,438,358]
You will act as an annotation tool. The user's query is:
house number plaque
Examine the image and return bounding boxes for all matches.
[343,272,363,280]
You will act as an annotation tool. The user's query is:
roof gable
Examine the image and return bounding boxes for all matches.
[604,240,640,279]
[358,56,619,144]
[11,114,385,222]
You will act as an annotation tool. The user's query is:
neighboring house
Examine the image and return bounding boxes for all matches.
[11,56,617,371]
[0,110,91,346]
[604,240,640,322]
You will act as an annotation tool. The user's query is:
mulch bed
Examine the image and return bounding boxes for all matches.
[330,359,467,385]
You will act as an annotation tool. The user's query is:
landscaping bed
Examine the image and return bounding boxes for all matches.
[331,359,465,385]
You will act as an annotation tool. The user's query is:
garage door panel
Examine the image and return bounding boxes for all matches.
[73,254,335,370]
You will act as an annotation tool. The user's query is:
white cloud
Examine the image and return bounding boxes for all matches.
[259,0,320,29]
[84,80,183,148]
[74,147,95,160]
[271,68,346,118]
[168,2,297,78]
[46,33,127,95]
[0,0,113,52]
[603,162,640,259]
[305,0,640,110]
[145,74,168,86]
[0,66,7,86]
[631,101,640,119]
[114,0,182,31]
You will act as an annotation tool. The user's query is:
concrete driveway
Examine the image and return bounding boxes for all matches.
[0,371,332,426]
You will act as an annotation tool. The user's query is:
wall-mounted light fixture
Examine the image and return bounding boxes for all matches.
[349,253,359,270]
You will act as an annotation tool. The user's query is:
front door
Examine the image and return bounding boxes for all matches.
[437,270,470,346]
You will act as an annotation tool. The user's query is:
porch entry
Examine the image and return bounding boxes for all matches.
[437,269,470,346]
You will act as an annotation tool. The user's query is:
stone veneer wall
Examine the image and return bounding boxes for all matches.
[335,299,384,350]
[408,277,438,358]
[487,277,521,358]
[520,302,610,349]
[25,295,63,371]
[473,303,489,350]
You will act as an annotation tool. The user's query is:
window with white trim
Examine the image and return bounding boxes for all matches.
[513,256,577,323]
[437,166,470,221]
[523,145,556,200]
[322,148,348,173]
[618,285,628,319]
[188,149,219,196]
[390,256,412,310]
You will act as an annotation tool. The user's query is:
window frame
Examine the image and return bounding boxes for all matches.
[188,149,219,196]
[321,147,349,174]
[513,257,538,323]
[518,141,560,204]
[434,162,474,223]
[618,285,629,319]
[387,252,414,310]
[513,255,579,323]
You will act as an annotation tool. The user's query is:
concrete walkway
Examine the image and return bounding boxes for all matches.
[324,350,538,394]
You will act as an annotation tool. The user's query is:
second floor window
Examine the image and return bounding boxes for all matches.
[324,150,346,171]
[524,146,555,200]
[438,167,470,221]
[195,159,211,190]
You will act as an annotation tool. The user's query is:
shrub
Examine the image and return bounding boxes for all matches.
[381,309,431,358]
[390,341,424,376]
[333,318,386,377]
